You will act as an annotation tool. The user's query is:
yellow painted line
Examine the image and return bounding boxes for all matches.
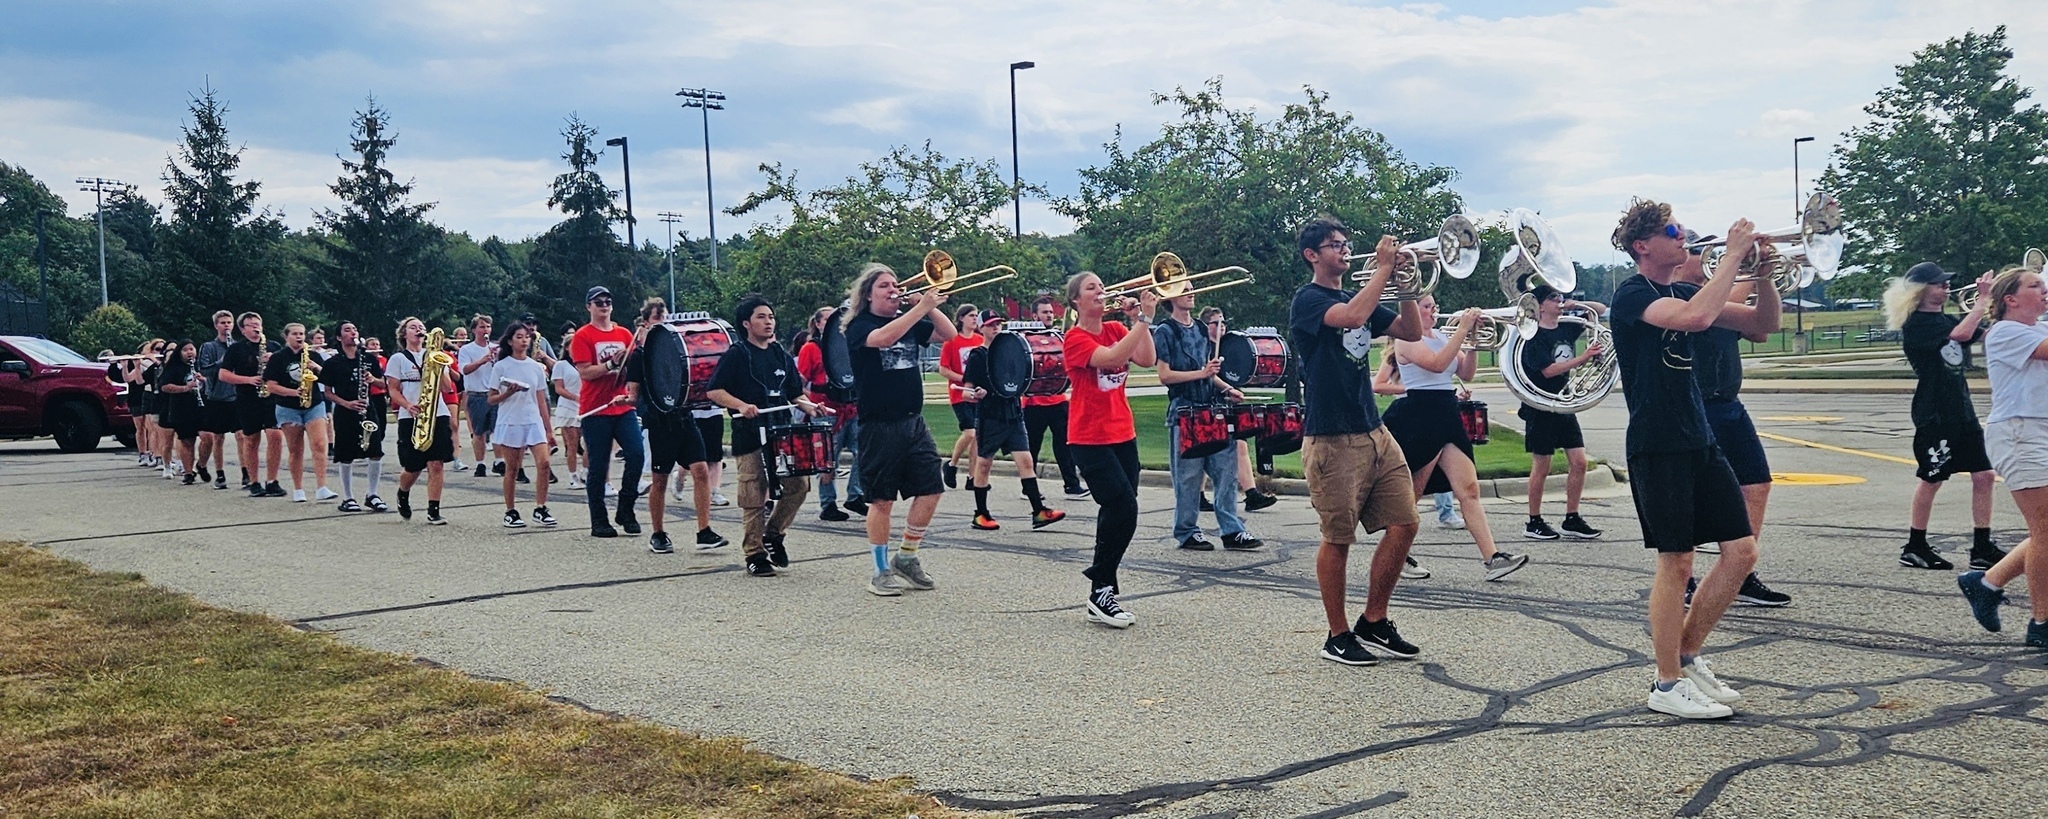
[1756,431,1917,466]
[1755,415,1843,422]
[1771,472,1867,486]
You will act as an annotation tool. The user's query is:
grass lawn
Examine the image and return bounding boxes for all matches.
[923,394,1563,480]
[0,543,979,819]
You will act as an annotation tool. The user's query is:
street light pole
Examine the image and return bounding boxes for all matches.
[76,177,125,307]
[1009,61,1035,239]
[677,87,727,270]
[604,136,636,255]
[658,211,686,307]
[1793,136,1815,349]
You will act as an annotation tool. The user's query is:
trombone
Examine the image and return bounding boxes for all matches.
[899,250,1018,300]
[1101,252,1254,300]
[1352,214,1483,302]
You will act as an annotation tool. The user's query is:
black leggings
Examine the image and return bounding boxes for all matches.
[1070,440,1140,590]
[1026,402,1082,490]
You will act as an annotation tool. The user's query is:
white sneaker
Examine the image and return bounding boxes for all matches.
[1647,677,1734,719]
[637,478,652,495]
[567,475,586,490]
[1436,513,1466,529]
[605,482,618,498]
[712,492,731,507]
[450,459,467,471]
[291,489,308,503]
[314,487,339,501]
[1697,542,1722,555]
[1400,557,1431,580]
[670,480,685,501]
[1681,655,1742,703]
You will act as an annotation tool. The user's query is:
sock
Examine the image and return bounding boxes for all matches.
[1680,653,1697,667]
[340,463,356,499]
[1907,528,1929,548]
[1974,527,1994,550]
[366,461,383,496]
[428,501,440,516]
[870,543,890,574]
[1529,515,1543,523]
[1654,679,1678,692]
[1983,575,2005,591]
[973,483,991,516]
[1022,478,1046,512]
[901,525,926,553]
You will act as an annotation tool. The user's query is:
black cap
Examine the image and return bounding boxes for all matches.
[585,285,612,304]
[1904,262,1951,285]
[979,309,1006,324]
[519,312,537,324]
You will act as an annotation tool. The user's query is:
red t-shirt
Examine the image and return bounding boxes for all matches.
[796,341,828,401]
[1063,321,1134,446]
[570,323,635,418]
[939,334,984,404]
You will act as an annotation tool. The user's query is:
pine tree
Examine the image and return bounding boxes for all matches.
[313,97,442,339]
[147,85,301,336]
[530,115,635,321]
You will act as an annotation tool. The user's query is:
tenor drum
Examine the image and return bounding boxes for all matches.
[1226,403,1266,440]
[1173,405,1232,459]
[1256,402,1303,456]
[822,305,858,401]
[669,312,736,410]
[1218,327,1289,389]
[766,421,837,478]
[1458,399,1491,446]
[986,322,1068,399]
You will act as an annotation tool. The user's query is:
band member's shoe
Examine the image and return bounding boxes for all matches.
[1065,485,1090,500]
[1681,655,1740,703]
[474,463,488,478]
[1031,509,1066,529]
[1524,516,1561,541]
[1319,632,1379,666]
[213,474,228,490]
[1559,513,1603,540]
[1899,542,1953,570]
[240,467,250,485]
[868,571,904,597]
[1242,488,1278,512]
[1957,571,2005,633]
[972,513,1001,531]
[943,463,958,489]
[1199,494,1213,512]
[1085,585,1134,628]
[747,552,777,577]
[197,466,211,484]
[712,492,731,507]
[1483,552,1530,582]
[1685,577,1696,609]
[425,507,447,526]
[396,491,412,520]
[502,509,526,529]
[647,531,674,554]
[1177,532,1215,551]
[264,481,286,497]
[843,498,870,516]
[590,522,618,538]
[1353,617,1419,659]
[337,499,363,513]
[1400,557,1431,580]
[532,506,557,527]
[365,495,389,513]
[765,534,790,569]
[292,489,308,503]
[315,487,339,501]
[1221,531,1264,550]
[696,528,729,551]
[1647,678,1733,720]
[515,468,530,485]
[247,482,267,499]
[891,553,935,590]
[615,511,641,536]
[492,460,505,476]
[2027,619,2048,649]
[1736,573,1791,607]
[181,473,197,486]
[566,474,586,490]
[1970,542,2010,571]
[1437,511,1466,530]
[819,502,851,522]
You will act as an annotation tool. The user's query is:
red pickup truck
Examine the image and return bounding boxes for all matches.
[0,335,136,452]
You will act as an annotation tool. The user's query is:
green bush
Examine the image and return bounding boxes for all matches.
[68,303,153,357]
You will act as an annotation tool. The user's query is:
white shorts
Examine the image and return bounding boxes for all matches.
[494,422,551,450]
[551,403,580,430]
[1986,417,2048,491]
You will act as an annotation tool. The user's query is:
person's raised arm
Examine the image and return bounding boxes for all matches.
[1643,218,1755,332]
[865,289,949,349]
[1326,234,1398,330]
[1395,308,1479,373]
[1088,291,1160,369]
[1954,272,1995,342]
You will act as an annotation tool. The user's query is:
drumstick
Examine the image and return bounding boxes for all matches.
[577,396,632,420]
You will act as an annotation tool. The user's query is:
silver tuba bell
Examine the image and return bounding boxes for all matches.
[1492,209,1618,414]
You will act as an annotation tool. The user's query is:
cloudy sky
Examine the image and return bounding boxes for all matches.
[5,1,2045,268]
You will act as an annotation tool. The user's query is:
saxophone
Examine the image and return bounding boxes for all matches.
[410,329,460,451]
[297,344,318,409]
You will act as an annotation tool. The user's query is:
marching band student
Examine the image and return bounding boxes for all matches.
[1153,288,1259,551]
[320,321,388,513]
[939,304,983,490]
[1289,217,1426,667]
[961,310,1067,531]
[842,262,957,597]
[1203,308,1280,513]
[687,405,730,507]
[572,287,645,539]
[1385,296,1527,581]
[551,332,584,490]
[1367,351,1446,581]
[304,327,337,500]
[1957,265,2048,648]
[157,340,202,484]
[458,314,506,480]
[120,341,160,471]
[631,299,727,554]
[1064,272,1156,627]
[387,316,455,525]
[1884,262,2003,570]
[1516,285,1608,541]
[262,323,328,503]
[222,313,285,498]
[707,294,826,576]
[1027,295,1089,499]
[1609,199,1763,719]
[488,322,557,529]
[196,310,236,489]
[797,306,865,521]
[144,340,177,478]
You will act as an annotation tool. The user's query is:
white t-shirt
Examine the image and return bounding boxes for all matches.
[550,359,581,411]
[492,357,549,429]
[457,341,495,393]
[1984,320,2048,423]
[386,349,451,420]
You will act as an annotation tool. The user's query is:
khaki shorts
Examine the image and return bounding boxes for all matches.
[1987,417,2048,492]
[1302,427,1418,545]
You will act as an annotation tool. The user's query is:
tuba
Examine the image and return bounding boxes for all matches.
[410,328,459,452]
[1493,209,1618,414]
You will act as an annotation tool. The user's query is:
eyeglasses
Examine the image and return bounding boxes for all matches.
[1319,241,1352,252]
[1204,320,1226,327]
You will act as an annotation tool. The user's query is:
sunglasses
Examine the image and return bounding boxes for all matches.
[1661,224,1686,240]
[590,299,613,307]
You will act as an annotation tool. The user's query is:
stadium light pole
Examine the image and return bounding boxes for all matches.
[658,211,687,307]
[677,87,726,270]
[1793,135,1815,345]
[1009,61,1035,239]
[76,177,125,307]
[604,136,636,255]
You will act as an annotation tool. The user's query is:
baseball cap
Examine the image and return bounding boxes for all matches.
[585,285,613,304]
[1904,262,1952,285]
[1684,229,1717,255]
[979,309,1006,324]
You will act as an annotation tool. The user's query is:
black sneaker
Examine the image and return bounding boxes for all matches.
[740,551,775,576]
[197,466,211,484]
[474,463,488,478]
[591,522,618,538]
[1065,485,1091,500]
[1970,543,2010,571]
[240,467,250,485]
[515,468,530,484]
[943,462,958,489]
[1320,632,1379,666]
[502,509,526,529]
[648,531,674,554]
[1199,494,1213,512]
[264,481,286,497]
[1525,517,1560,541]
[2029,619,2048,650]
[337,498,363,513]
[397,491,412,520]
[819,502,850,522]
[1560,513,1603,540]
[1242,488,1278,512]
[213,474,228,490]
[765,534,790,568]
[1900,542,1953,570]
[1221,532,1264,550]
[1685,576,1696,608]
[247,482,268,498]
[492,461,506,476]
[426,508,447,526]
[1957,571,2005,633]
[697,528,730,551]
[615,512,641,536]
[1353,617,1419,659]
[366,495,389,513]
[532,506,557,527]
[1736,573,1792,607]
[843,498,869,516]
[1178,532,1215,551]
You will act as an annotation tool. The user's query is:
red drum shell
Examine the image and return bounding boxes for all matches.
[1218,328,1289,389]
[1227,404,1265,440]
[767,422,836,478]
[674,317,736,409]
[1458,399,1490,446]
[1174,405,1232,459]
[1256,402,1303,456]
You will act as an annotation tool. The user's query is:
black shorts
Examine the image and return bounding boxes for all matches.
[332,401,387,464]
[647,411,708,475]
[1626,446,1754,553]
[1913,422,1993,483]
[856,415,945,501]
[1519,406,1584,455]
[952,402,978,431]
[203,400,238,435]
[976,412,1029,459]
[236,398,277,436]
[1704,400,1771,486]
[396,415,454,473]
[695,413,725,462]
[1382,390,1469,496]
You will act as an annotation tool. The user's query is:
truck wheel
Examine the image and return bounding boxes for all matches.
[114,430,137,449]
[50,401,105,453]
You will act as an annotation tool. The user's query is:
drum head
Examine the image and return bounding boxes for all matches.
[643,325,687,415]
[1217,332,1256,388]
[987,332,1032,400]
[823,306,857,398]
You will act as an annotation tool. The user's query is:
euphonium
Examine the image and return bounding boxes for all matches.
[411,328,454,451]
[297,345,317,409]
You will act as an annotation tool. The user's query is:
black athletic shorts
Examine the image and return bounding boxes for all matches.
[1704,400,1771,486]
[1519,406,1584,456]
[1913,422,1993,483]
[1625,446,1753,554]
[856,415,945,501]
[695,413,725,463]
[647,410,708,475]
[236,397,277,436]
[976,413,1029,459]
[397,415,454,473]
[332,401,387,464]
[203,400,238,435]
[952,402,978,432]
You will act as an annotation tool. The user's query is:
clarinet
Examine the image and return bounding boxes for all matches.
[355,352,378,449]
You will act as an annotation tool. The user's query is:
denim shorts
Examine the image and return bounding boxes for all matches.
[273,402,329,427]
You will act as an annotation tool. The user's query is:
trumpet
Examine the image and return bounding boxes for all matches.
[1102,252,1254,301]
[899,250,1018,301]
[1688,191,1845,285]
[1954,248,2047,311]
[97,353,160,363]
[1436,307,1523,352]
[1352,214,1483,302]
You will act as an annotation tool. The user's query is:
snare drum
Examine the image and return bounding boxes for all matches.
[1226,403,1265,440]
[1256,402,1303,456]
[669,312,736,410]
[1458,399,1490,446]
[1218,327,1289,389]
[1173,405,1232,459]
[986,322,1068,399]
[766,421,837,478]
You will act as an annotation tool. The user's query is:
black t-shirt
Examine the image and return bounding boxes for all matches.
[318,348,384,406]
[261,347,314,410]
[1608,274,1712,455]
[1289,283,1397,436]
[1902,310,1979,427]
[844,311,933,423]
[157,359,198,412]
[225,340,263,404]
[1518,322,1586,398]
[962,346,1019,426]
[140,363,161,396]
[1668,281,1745,404]
[1152,316,1219,410]
[707,340,803,456]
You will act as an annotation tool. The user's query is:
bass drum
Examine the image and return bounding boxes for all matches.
[641,323,689,415]
[1218,327,1289,389]
[822,304,859,402]
[670,312,736,410]
[986,322,1068,400]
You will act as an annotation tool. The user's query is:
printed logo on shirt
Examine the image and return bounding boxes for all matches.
[1940,339,1964,367]
[1550,342,1574,366]
[881,339,918,371]
[1341,326,1373,365]
[1660,329,1692,371]
[1096,366,1128,392]
[595,341,625,364]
